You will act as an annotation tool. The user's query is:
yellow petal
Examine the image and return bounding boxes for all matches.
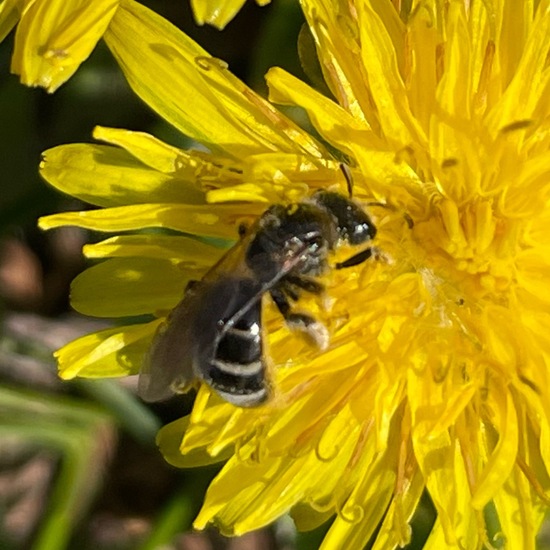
[39,143,203,207]
[92,126,196,175]
[191,0,245,29]
[357,2,425,147]
[298,404,362,501]
[472,389,518,508]
[181,401,247,457]
[354,150,428,217]
[70,258,192,317]
[83,235,225,266]
[208,152,339,204]
[157,416,232,467]
[11,0,119,92]
[264,367,367,455]
[429,3,474,189]
[93,126,245,187]
[0,0,21,43]
[516,248,550,303]
[191,0,271,30]
[436,3,473,121]
[406,6,439,131]
[104,0,322,158]
[290,503,334,532]
[320,441,399,550]
[196,424,363,535]
[422,514,477,550]
[38,202,265,239]
[493,467,547,550]
[300,0,369,126]
[494,1,534,92]
[56,320,159,379]
[370,468,425,550]
[486,3,550,134]
[413,434,477,547]
[266,66,382,155]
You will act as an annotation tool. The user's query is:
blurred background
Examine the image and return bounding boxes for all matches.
[1,1,547,549]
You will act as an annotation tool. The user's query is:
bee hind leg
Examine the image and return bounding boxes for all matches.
[278,276,324,303]
[286,313,330,350]
[283,275,324,294]
[270,287,329,350]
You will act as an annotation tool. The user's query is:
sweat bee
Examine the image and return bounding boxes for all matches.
[138,188,377,407]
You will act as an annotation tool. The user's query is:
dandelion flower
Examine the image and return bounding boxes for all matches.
[39,0,550,548]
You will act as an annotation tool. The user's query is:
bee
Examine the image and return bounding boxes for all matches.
[138,189,377,407]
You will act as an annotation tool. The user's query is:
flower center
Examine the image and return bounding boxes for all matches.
[411,197,519,302]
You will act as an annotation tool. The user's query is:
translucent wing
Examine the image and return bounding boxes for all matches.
[138,235,256,403]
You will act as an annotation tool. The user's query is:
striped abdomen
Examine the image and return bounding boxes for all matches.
[205,287,269,407]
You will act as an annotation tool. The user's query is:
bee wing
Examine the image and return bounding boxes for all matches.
[138,234,259,403]
[138,280,205,402]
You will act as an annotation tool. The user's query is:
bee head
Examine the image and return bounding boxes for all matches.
[312,191,376,245]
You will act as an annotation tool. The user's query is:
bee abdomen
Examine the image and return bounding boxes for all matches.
[208,361,267,405]
[207,317,268,406]
[212,358,263,376]
[216,325,261,364]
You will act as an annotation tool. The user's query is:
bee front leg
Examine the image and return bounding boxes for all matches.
[270,287,329,350]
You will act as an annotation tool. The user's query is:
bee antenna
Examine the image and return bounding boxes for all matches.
[339,163,354,198]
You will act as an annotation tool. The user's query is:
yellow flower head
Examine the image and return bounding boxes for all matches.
[39,0,550,547]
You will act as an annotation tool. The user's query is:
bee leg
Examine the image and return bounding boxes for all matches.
[278,276,323,302]
[284,275,324,295]
[270,286,292,317]
[336,247,374,269]
[286,313,330,350]
[278,281,300,302]
[270,288,329,350]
